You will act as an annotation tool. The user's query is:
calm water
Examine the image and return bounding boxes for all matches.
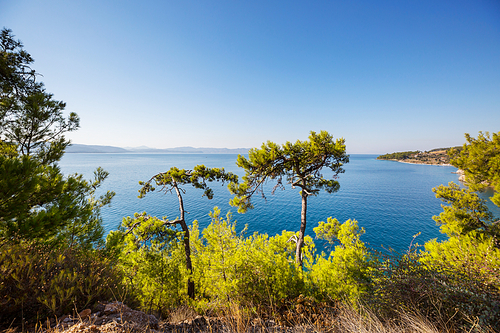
[59,153,498,252]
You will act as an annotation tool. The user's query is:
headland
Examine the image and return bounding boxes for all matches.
[377,147,461,166]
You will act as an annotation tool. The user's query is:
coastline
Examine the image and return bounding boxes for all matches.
[396,160,453,167]
[381,159,454,167]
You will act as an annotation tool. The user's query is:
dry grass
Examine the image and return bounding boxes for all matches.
[3,301,496,333]
[168,306,199,324]
[219,302,253,333]
[332,305,440,333]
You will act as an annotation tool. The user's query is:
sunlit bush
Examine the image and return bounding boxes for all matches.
[192,208,312,307]
[309,218,373,302]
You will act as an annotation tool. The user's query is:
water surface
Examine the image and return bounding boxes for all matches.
[59,153,496,252]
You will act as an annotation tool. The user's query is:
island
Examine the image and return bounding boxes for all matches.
[377,147,462,165]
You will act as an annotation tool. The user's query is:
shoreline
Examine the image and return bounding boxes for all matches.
[398,161,453,167]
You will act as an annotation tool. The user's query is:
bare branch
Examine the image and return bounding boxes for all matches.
[287,235,298,244]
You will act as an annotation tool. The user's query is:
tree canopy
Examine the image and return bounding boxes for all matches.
[450,131,500,207]
[0,28,79,164]
[427,131,500,250]
[432,182,498,241]
[0,28,112,245]
[377,151,420,160]
[229,130,349,266]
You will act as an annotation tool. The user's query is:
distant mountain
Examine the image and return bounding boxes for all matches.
[66,144,129,153]
[198,147,250,154]
[124,145,150,151]
[127,147,204,153]
[67,144,249,154]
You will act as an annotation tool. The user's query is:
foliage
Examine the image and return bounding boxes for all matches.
[229,130,349,265]
[309,218,373,302]
[107,164,238,313]
[192,207,311,307]
[109,207,318,316]
[107,213,187,317]
[50,167,114,249]
[110,207,378,318]
[425,179,500,315]
[229,130,349,212]
[191,208,245,303]
[138,165,238,200]
[432,182,499,241]
[423,233,500,289]
[0,241,124,327]
[377,151,421,160]
[450,131,500,207]
[0,144,114,247]
[0,141,69,240]
[425,180,499,329]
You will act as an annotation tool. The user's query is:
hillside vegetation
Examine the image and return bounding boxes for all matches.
[377,147,462,165]
[1,29,500,333]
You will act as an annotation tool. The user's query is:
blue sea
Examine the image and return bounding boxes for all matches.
[59,154,499,253]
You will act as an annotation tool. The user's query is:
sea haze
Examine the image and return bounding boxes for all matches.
[58,153,497,253]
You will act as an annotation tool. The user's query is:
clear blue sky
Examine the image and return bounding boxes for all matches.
[1,0,499,153]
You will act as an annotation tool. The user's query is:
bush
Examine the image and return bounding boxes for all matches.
[366,247,500,332]
[192,208,310,307]
[309,218,373,303]
[0,241,125,327]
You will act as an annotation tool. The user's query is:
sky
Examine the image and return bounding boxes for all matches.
[1,0,499,153]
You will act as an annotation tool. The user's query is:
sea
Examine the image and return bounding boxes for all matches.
[59,153,500,253]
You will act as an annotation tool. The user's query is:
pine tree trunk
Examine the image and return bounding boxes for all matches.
[180,221,195,299]
[174,183,195,299]
[296,190,308,267]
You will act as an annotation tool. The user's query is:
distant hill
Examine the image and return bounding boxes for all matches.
[377,146,462,165]
[66,144,129,153]
[66,144,249,154]
[124,147,204,153]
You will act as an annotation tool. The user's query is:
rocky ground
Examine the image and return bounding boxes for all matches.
[23,301,331,333]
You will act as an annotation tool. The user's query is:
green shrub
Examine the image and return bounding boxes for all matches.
[109,208,316,315]
[106,213,189,318]
[309,218,373,303]
[192,208,311,307]
[0,241,124,327]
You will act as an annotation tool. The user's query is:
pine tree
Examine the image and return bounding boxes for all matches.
[450,131,500,207]
[111,165,238,299]
[0,28,113,245]
[229,130,349,266]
